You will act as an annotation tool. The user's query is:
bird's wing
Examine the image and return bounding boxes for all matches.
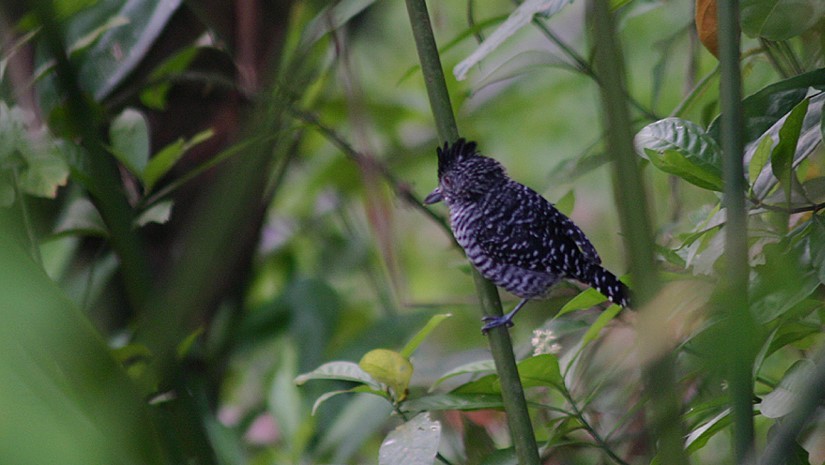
[475,184,599,274]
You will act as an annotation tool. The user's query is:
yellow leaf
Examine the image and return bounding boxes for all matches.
[359,349,413,401]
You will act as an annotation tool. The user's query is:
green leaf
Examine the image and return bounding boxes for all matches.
[68,16,130,55]
[685,409,731,453]
[430,359,496,391]
[0,212,166,464]
[175,326,203,358]
[479,448,518,465]
[378,413,441,465]
[400,313,452,358]
[517,353,563,389]
[748,134,774,186]
[454,0,574,80]
[71,0,183,100]
[134,200,173,227]
[582,304,622,346]
[554,189,575,216]
[708,67,825,144]
[109,108,150,177]
[299,0,379,49]
[52,198,108,238]
[17,140,70,199]
[143,129,213,192]
[139,46,200,110]
[808,217,825,285]
[309,387,389,415]
[295,361,382,390]
[761,359,816,418]
[751,93,824,199]
[741,0,825,40]
[750,240,819,323]
[359,349,413,401]
[557,287,608,317]
[635,118,723,191]
[401,393,504,413]
[770,98,810,203]
[473,50,576,93]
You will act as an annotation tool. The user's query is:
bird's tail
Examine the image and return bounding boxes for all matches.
[578,262,631,308]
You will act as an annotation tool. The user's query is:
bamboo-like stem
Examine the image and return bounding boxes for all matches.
[587,2,688,465]
[717,1,756,463]
[403,1,540,464]
[30,1,151,309]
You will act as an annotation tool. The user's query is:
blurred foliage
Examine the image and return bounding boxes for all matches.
[1,0,825,464]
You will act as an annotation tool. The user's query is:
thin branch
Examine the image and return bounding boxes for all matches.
[558,383,632,465]
[749,196,825,214]
[289,107,457,246]
[529,15,660,121]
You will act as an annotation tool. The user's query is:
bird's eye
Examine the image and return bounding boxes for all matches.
[442,175,452,188]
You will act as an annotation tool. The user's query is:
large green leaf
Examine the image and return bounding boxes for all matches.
[741,0,825,40]
[634,118,723,191]
[708,67,825,144]
[0,212,165,465]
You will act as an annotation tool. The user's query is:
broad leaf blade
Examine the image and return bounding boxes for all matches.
[635,117,723,191]
[741,0,825,40]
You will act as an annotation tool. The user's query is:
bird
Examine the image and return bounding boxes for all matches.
[423,138,630,333]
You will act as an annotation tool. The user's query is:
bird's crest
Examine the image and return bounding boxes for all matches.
[437,138,478,178]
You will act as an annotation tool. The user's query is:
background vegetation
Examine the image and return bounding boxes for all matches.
[1,0,824,464]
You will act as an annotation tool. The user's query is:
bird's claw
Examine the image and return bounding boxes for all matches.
[480,315,514,334]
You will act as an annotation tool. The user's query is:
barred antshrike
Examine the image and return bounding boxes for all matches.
[424,139,630,333]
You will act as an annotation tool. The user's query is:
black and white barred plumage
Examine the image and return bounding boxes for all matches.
[424,138,630,332]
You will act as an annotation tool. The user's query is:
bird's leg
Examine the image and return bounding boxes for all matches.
[481,298,529,334]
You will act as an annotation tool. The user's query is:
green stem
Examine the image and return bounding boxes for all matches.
[717,1,756,462]
[31,1,151,309]
[587,2,688,465]
[558,383,630,465]
[403,1,540,464]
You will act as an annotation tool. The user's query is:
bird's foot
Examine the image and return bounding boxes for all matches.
[481,314,515,334]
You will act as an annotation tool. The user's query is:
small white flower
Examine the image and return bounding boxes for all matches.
[531,329,561,356]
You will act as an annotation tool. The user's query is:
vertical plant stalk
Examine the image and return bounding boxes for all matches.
[717,0,756,462]
[403,2,540,464]
[31,2,151,309]
[587,2,688,465]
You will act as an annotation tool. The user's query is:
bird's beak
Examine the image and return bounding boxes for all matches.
[424,187,443,205]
